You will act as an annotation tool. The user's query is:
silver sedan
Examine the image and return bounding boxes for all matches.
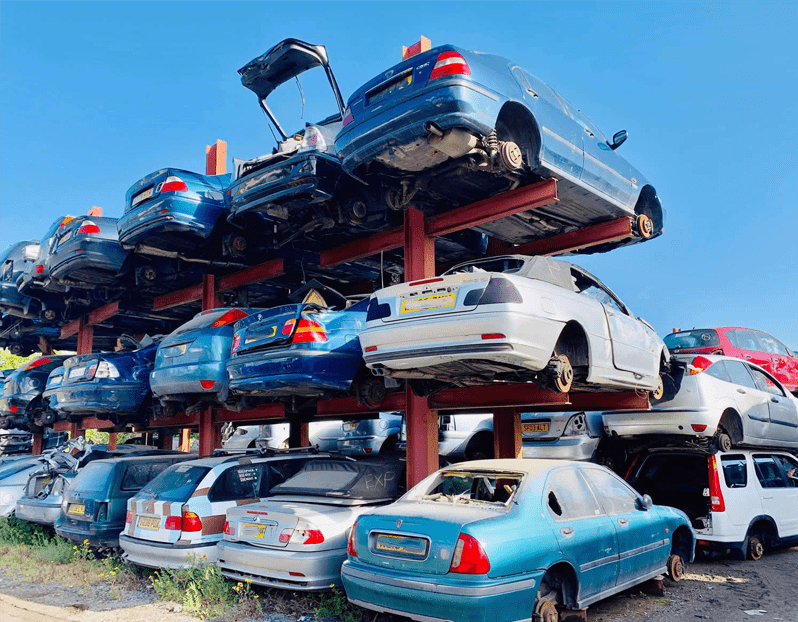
[361,255,667,397]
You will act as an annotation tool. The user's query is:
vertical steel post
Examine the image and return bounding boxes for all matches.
[289,420,310,448]
[493,407,522,459]
[198,408,219,456]
[403,207,438,486]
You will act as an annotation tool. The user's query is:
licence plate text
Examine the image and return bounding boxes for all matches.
[523,422,550,434]
[401,293,455,314]
[68,504,85,515]
[138,516,161,530]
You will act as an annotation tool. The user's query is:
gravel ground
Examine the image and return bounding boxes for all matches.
[1,545,797,622]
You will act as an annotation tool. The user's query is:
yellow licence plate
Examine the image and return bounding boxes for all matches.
[138,516,161,530]
[400,293,455,314]
[68,504,85,515]
[523,422,550,434]
[242,523,274,539]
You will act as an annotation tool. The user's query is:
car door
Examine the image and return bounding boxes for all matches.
[747,365,798,443]
[723,360,771,440]
[572,269,657,376]
[725,329,772,373]
[512,69,584,181]
[545,467,619,599]
[772,454,798,536]
[752,454,798,538]
[756,332,798,392]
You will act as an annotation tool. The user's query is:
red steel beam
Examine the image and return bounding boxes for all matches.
[426,178,558,238]
[217,258,285,292]
[77,318,93,355]
[318,228,404,269]
[149,412,201,428]
[431,383,568,410]
[87,301,120,326]
[59,317,81,340]
[77,416,117,430]
[214,403,285,424]
[202,274,222,310]
[152,283,204,311]
[316,392,407,417]
[568,391,650,411]
[511,216,634,257]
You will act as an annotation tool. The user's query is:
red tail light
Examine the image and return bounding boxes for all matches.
[223,520,235,535]
[35,265,44,274]
[25,357,52,370]
[125,511,132,524]
[708,455,726,512]
[430,51,471,81]
[160,176,188,193]
[165,516,182,530]
[282,318,296,335]
[689,356,714,375]
[9,406,18,413]
[292,319,327,343]
[232,334,241,352]
[449,533,490,574]
[182,511,202,532]
[300,530,325,544]
[210,309,248,328]
[691,424,708,432]
[347,521,358,558]
[77,221,101,235]
[364,346,377,353]
[199,380,215,389]
[481,333,506,340]
[409,278,443,287]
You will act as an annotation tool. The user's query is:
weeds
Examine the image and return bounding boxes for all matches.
[0,516,54,547]
[316,586,364,622]
[152,563,240,619]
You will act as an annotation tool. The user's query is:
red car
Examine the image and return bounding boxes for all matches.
[664,327,798,393]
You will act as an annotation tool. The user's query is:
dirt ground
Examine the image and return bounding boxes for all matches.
[1,545,797,622]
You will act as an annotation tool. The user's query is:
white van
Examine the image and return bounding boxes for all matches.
[626,448,798,560]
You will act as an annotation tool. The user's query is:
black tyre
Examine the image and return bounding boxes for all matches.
[717,431,733,453]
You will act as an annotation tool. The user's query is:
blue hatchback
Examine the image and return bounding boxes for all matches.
[336,44,664,251]
[1,241,43,320]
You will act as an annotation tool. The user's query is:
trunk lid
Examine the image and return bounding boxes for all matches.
[124,168,229,214]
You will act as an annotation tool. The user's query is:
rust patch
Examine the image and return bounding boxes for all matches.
[191,487,210,498]
[162,501,172,514]
[202,514,226,535]
[235,498,260,506]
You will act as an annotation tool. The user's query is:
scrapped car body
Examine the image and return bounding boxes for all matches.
[151,308,261,414]
[361,255,667,397]
[603,355,798,451]
[45,216,130,289]
[120,449,324,568]
[119,168,233,259]
[335,44,663,251]
[16,215,75,299]
[227,284,388,407]
[223,421,344,452]
[521,411,604,461]
[664,328,798,394]
[626,448,798,560]
[218,458,404,590]
[0,355,70,429]
[337,412,402,456]
[342,459,692,622]
[0,428,31,454]
[55,453,194,547]
[45,338,159,424]
[0,241,43,320]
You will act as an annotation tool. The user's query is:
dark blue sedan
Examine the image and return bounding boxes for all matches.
[1,241,43,320]
[336,44,664,250]
[0,355,70,430]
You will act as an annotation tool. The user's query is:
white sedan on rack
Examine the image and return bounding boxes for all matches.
[360,255,668,397]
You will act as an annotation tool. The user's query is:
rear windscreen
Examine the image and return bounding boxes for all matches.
[138,464,210,502]
[664,330,720,350]
[73,462,116,494]
[170,311,228,337]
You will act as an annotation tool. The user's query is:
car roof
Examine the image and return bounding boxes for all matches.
[442,458,585,474]
[186,451,328,469]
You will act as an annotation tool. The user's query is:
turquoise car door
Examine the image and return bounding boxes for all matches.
[545,468,619,599]
[583,468,669,587]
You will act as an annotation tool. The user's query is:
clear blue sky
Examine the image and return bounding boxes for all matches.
[1,2,796,347]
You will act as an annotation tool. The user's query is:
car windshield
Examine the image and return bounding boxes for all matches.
[664,330,720,350]
[137,464,210,502]
[170,310,230,336]
[415,470,523,506]
[445,257,526,275]
[72,461,115,494]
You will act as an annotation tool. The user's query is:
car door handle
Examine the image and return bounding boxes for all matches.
[771,397,780,403]
[560,527,574,537]
[737,388,747,394]
[744,354,752,359]
[617,518,629,527]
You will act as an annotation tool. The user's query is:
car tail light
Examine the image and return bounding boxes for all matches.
[292,319,327,343]
[481,333,505,340]
[125,511,132,524]
[94,361,119,379]
[223,520,235,535]
[159,176,188,193]
[708,454,726,512]
[25,357,52,370]
[364,346,377,352]
[35,265,44,274]
[211,309,249,328]
[449,533,490,574]
[691,424,708,432]
[231,334,241,352]
[282,318,296,335]
[182,511,203,532]
[95,502,108,522]
[430,51,471,81]
[347,521,358,558]
[478,277,523,305]
[300,126,326,151]
[199,380,215,389]
[292,529,324,545]
[165,516,182,530]
[77,221,101,235]
[9,406,18,413]
[342,106,354,129]
[689,356,714,375]
[409,278,443,287]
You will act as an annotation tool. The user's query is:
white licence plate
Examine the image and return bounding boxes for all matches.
[131,187,154,207]
[138,516,160,530]
[400,293,455,314]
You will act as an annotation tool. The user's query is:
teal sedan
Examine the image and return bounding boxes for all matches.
[342,459,693,622]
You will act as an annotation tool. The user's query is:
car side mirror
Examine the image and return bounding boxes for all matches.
[637,494,653,511]
[609,129,628,150]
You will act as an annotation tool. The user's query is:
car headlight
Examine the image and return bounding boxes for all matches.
[0,491,13,505]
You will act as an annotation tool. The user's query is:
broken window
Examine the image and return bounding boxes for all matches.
[546,469,601,521]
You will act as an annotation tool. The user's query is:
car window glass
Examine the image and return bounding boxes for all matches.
[748,367,785,397]
[73,462,116,494]
[756,332,790,356]
[753,455,788,488]
[139,465,210,503]
[121,463,156,491]
[1,261,12,281]
[546,468,601,521]
[724,361,757,389]
[583,468,639,514]
[257,462,289,496]
[209,464,262,502]
[720,455,747,488]
[704,361,731,382]
[572,271,623,313]
[773,455,798,487]
[728,329,762,352]
[664,329,720,350]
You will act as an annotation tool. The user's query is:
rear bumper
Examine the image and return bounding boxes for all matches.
[521,437,600,461]
[118,195,222,247]
[51,383,148,416]
[150,361,228,400]
[341,561,541,622]
[55,520,125,548]
[49,241,128,284]
[119,533,218,569]
[602,409,717,438]
[217,540,346,591]
[15,499,63,525]
[337,437,382,456]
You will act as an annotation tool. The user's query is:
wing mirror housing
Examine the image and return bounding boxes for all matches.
[637,494,653,511]
[609,129,628,151]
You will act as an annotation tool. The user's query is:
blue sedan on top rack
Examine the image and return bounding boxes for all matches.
[335,43,664,251]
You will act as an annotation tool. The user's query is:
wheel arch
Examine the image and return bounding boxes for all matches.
[540,561,579,609]
[718,409,744,444]
[671,525,695,562]
[747,515,780,546]
[554,321,590,379]
[633,185,664,237]
[495,101,542,171]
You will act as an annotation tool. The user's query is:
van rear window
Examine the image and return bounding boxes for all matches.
[720,455,747,488]
[73,462,116,494]
[138,465,210,502]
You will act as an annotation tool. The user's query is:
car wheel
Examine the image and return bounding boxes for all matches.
[635,213,655,239]
[550,354,573,393]
[746,532,765,561]
[716,431,733,453]
[666,554,685,582]
[533,599,558,622]
[408,379,446,398]
[651,375,665,401]
[356,377,386,409]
